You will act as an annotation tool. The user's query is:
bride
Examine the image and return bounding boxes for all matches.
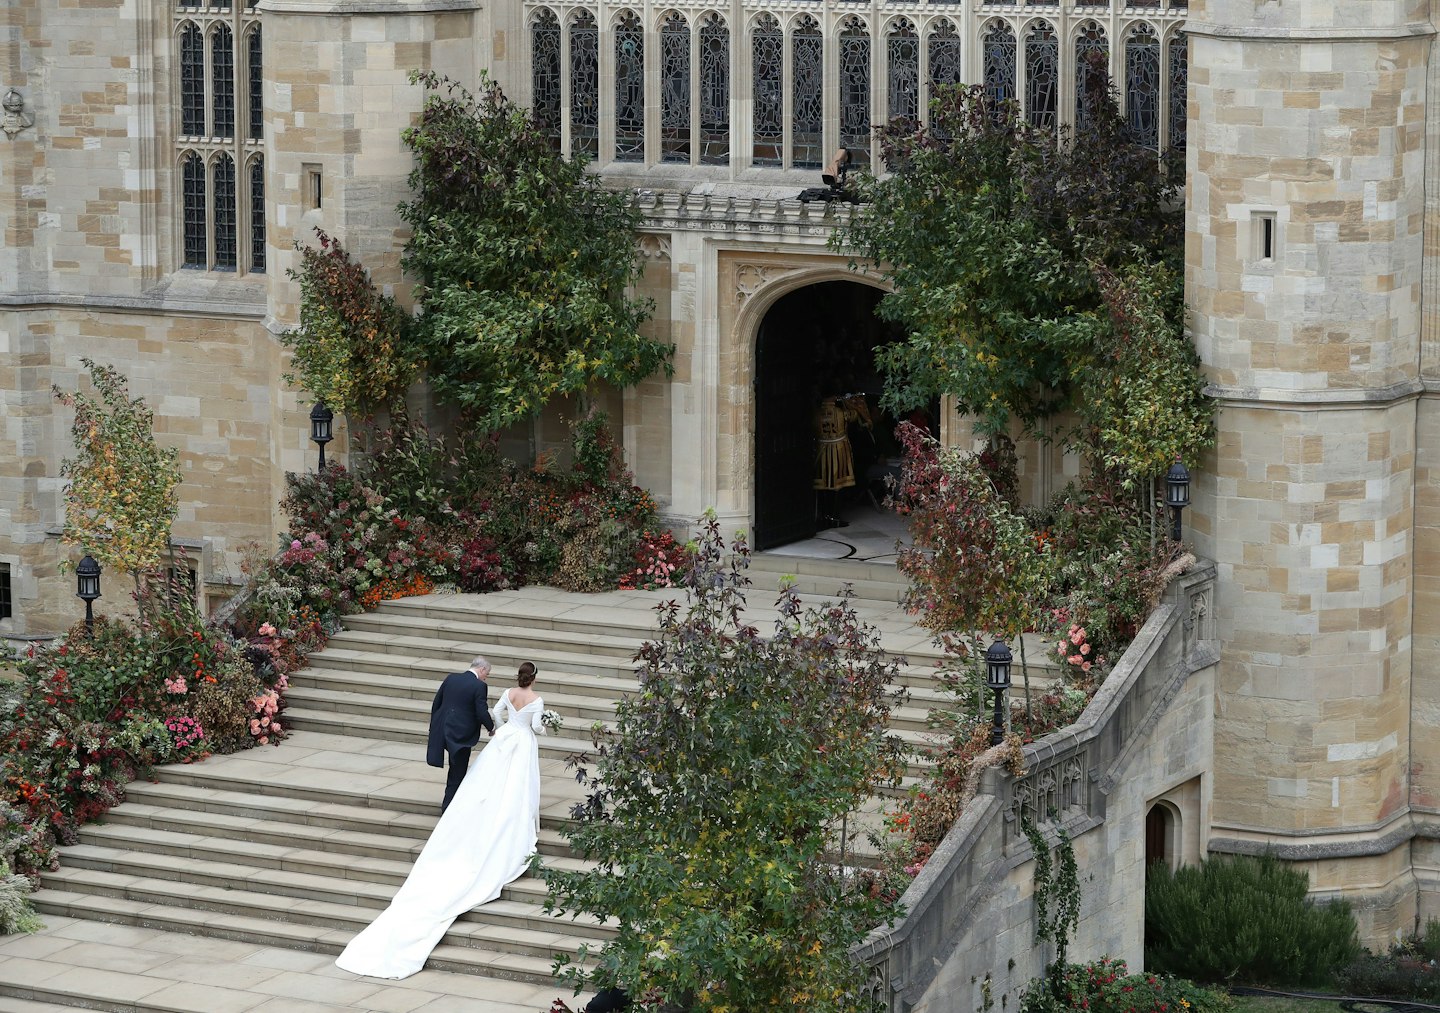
[336,661,549,979]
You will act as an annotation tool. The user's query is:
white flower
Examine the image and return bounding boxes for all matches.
[540,709,562,732]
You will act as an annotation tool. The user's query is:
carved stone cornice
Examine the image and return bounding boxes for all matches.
[632,190,854,240]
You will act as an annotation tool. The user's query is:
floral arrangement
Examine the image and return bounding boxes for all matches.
[1018,957,1232,1013]
[617,530,693,591]
[540,709,563,734]
[1054,621,1106,686]
[164,716,205,756]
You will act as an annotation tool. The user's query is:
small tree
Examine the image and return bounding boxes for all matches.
[400,71,671,430]
[542,515,905,1011]
[279,229,418,422]
[54,360,181,588]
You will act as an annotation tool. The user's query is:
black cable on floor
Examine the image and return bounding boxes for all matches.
[1228,984,1440,1013]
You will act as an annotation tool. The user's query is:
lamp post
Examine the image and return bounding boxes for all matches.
[309,401,334,471]
[1165,458,1191,543]
[985,638,1013,747]
[76,554,101,635]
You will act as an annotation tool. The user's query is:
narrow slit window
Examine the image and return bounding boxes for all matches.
[1253,212,1277,262]
[0,564,12,621]
[304,164,323,211]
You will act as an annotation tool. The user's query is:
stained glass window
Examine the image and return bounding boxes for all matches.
[182,153,206,268]
[792,16,823,169]
[214,154,236,270]
[700,14,729,165]
[1074,20,1109,129]
[569,12,599,159]
[1025,20,1058,135]
[927,18,962,105]
[1125,23,1160,149]
[180,24,205,135]
[1167,31,1187,153]
[887,19,918,125]
[212,25,234,139]
[661,12,691,164]
[531,9,562,151]
[839,17,870,167]
[614,12,645,162]
[249,157,265,274]
[247,26,262,141]
[752,15,783,166]
[982,21,1016,110]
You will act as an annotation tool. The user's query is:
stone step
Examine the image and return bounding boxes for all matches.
[0,999,80,1013]
[25,887,570,984]
[748,551,904,585]
[53,843,610,944]
[343,610,645,660]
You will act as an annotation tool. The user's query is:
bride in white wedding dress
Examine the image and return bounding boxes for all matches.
[335,663,549,979]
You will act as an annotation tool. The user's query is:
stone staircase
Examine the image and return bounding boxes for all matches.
[18,554,1060,1003]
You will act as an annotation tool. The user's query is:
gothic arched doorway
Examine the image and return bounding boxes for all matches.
[752,280,914,550]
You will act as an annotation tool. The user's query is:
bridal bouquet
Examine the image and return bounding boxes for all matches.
[540,709,563,733]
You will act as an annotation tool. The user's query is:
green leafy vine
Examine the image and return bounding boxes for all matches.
[1022,812,1082,993]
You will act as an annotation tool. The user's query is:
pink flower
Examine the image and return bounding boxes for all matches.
[1082,661,1092,672]
[1070,630,1084,646]
[1080,644,1090,656]
[291,540,302,550]
[259,622,277,637]
[270,723,282,734]
[258,736,268,745]
[1068,654,1083,665]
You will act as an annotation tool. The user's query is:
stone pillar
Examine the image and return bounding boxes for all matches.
[1186,0,1429,942]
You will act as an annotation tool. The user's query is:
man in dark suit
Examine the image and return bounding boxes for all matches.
[426,654,496,812]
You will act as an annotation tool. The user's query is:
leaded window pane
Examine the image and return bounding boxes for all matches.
[1025,20,1058,135]
[982,21,1016,109]
[212,25,234,140]
[887,19,918,125]
[752,15,783,166]
[250,157,266,274]
[615,12,645,162]
[1074,21,1108,129]
[532,10,562,150]
[1170,0,1188,8]
[1167,31,1187,152]
[661,12,691,164]
[792,16,823,170]
[182,154,206,268]
[700,14,729,166]
[248,27,262,141]
[177,0,200,9]
[927,19,962,106]
[569,12,599,160]
[180,24,205,135]
[214,154,236,271]
[1125,23,1160,149]
[839,18,870,168]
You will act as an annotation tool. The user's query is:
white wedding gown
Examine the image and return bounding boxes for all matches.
[335,689,548,979]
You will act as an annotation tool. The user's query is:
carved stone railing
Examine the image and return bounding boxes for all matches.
[851,560,1218,1011]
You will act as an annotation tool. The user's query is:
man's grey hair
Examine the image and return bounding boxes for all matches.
[469,655,491,674]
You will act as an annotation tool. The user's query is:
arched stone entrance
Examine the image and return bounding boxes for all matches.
[750,279,908,550]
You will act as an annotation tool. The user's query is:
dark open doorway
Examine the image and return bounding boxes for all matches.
[753,281,926,551]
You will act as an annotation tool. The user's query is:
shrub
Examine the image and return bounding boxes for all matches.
[1020,957,1233,1013]
[1145,854,1361,986]
[1334,951,1440,1002]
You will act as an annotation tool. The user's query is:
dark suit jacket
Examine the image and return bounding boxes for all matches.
[426,671,495,767]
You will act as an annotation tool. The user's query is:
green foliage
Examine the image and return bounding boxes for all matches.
[0,858,41,934]
[839,83,1213,480]
[1145,855,1362,986]
[280,230,418,420]
[1019,957,1234,1013]
[54,360,181,575]
[400,71,670,429]
[540,517,905,1011]
[1024,814,1081,980]
[1333,950,1440,1002]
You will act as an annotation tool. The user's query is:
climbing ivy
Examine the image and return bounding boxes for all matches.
[1023,812,1082,995]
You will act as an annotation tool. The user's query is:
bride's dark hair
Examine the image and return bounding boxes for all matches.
[516,661,537,688]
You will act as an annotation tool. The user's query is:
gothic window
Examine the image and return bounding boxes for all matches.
[661,12,691,164]
[982,21,1016,110]
[887,19,919,126]
[792,16,823,169]
[752,14,783,166]
[175,0,260,274]
[247,26,262,140]
[839,17,871,167]
[531,10,561,150]
[1025,19,1058,135]
[569,12,599,159]
[927,18,962,104]
[249,157,266,274]
[212,25,234,138]
[213,154,237,270]
[1074,20,1108,129]
[699,14,729,166]
[1125,22,1160,149]
[180,23,204,135]
[614,12,645,162]
[182,153,206,269]
[1167,31,1187,152]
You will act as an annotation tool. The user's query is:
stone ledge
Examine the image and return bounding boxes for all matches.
[1206,379,1424,410]
[1209,813,1440,861]
[1184,21,1436,42]
[1,291,266,320]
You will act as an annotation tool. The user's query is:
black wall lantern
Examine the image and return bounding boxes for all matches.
[1165,459,1191,543]
[76,554,101,634]
[309,401,334,470]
